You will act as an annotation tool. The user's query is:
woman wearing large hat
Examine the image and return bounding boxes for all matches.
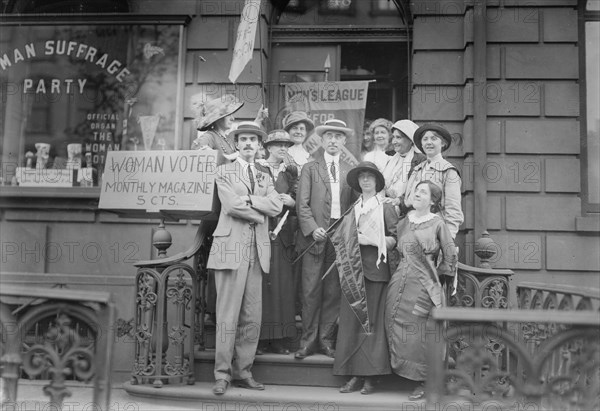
[401,123,463,239]
[333,161,398,395]
[191,94,245,165]
[257,129,300,355]
[283,111,315,169]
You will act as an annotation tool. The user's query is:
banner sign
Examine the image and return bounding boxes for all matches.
[284,81,370,167]
[99,150,218,219]
[229,0,262,83]
[329,208,370,334]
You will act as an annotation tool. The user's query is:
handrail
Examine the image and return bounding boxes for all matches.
[432,307,600,325]
[517,281,600,301]
[457,261,514,276]
[0,284,111,303]
[133,220,208,267]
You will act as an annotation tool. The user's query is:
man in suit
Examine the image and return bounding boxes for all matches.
[295,119,359,360]
[207,121,283,395]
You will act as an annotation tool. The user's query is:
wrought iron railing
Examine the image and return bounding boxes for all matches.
[517,282,600,311]
[426,308,600,411]
[449,262,514,309]
[0,284,115,409]
[130,221,208,387]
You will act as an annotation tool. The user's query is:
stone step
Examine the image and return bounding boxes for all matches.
[194,349,415,391]
[124,380,417,411]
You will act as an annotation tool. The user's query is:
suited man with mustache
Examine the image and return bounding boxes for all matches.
[208,121,283,395]
[295,119,358,360]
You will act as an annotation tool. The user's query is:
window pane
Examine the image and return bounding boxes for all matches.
[586,21,600,204]
[0,23,182,188]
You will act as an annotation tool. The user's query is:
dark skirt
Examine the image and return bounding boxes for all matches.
[260,235,297,340]
[385,261,436,381]
[333,278,391,376]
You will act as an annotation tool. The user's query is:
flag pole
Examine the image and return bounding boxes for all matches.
[292,198,360,265]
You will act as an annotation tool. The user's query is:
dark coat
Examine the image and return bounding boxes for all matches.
[296,154,358,255]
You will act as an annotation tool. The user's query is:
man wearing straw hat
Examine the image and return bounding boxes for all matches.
[294,118,358,360]
[207,121,283,395]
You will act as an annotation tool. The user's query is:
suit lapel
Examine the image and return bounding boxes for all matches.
[316,158,331,196]
[235,160,253,193]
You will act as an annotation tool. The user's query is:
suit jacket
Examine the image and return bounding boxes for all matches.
[296,154,358,255]
[207,160,283,273]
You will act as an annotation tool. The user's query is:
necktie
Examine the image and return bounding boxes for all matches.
[330,162,337,183]
[248,164,255,193]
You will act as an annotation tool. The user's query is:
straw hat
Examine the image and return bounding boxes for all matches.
[282,111,315,133]
[263,129,294,148]
[314,119,353,137]
[192,94,244,131]
[413,123,453,152]
[227,121,267,142]
[346,161,386,193]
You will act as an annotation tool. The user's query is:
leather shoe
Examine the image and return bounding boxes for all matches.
[408,383,425,400]
[270,344,290,355]
[212,379,229,395]
[339,376,363,393]
[234,377,265,390]
[360,378,375,395]
[320,345,335,358]
[294,347,314,360]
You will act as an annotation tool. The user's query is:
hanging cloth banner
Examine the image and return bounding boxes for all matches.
[229,0,262,83]
[284,81,370,167]
[329,207,370,334]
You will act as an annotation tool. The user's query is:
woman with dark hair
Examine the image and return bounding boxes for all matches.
[401,123,463,239]
[334,161,398,395]
[385,180,458,400]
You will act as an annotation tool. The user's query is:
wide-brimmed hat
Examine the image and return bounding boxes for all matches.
[347,161,386,193]
[391,120,420,143]
[191,94,244,131]
[263,129,294,148]
[413,123,453,152]
[228,121,267,142]
[283,111,315,133]
[315,119,353,137]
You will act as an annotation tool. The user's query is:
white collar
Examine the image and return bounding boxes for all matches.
[407,211,438,224]
[237,157,254,169]
[324,152,340,164]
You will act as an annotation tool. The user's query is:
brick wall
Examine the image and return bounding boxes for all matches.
[410,0,599,285]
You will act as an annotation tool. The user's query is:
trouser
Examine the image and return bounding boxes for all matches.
[299,238,341,350]
[213,230,262,382]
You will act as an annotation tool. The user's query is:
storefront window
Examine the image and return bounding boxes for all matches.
[0,18,186,190]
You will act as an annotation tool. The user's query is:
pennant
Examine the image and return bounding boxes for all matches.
[329,208,371,334]
[229,0,262,83]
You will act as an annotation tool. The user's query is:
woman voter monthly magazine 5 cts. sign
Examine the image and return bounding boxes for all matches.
[99,150,218,218]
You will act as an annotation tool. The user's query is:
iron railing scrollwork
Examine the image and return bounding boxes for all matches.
[131,221,210,387]
[0,285,115,409]
[427,308,600,411]
[449,262,514,309]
